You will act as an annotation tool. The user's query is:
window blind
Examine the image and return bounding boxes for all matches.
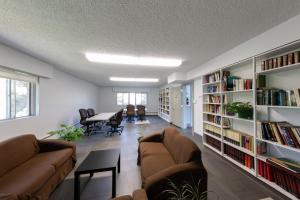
[0,66,38,83]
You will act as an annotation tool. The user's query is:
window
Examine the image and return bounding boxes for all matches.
[0,68,38,120]
[117,93,128,105]
[116,92,147,106]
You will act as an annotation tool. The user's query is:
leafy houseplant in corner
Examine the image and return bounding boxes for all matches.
[225,102,253,119]
[48,124,84,141]
[162,178,216,200]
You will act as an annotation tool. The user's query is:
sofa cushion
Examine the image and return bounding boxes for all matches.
[0,135,40,177]
[141,154,175,180]
[139,142,169,158]
[163,128,201,163]
[28,149,73,170]
[0,158,55,198]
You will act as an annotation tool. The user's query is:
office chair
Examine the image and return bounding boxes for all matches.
[137,105,146,121]
[87,108,96,117]
[126,104,135,122]
[79,109,93,135]
[107,109,124,136]
[87,108,101,127]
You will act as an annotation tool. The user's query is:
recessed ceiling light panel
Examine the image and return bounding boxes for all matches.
[110,77,159,82]
[85,53,182,67]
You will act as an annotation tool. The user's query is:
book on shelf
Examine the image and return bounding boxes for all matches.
[256,121,300,149]
[257,75,266,89]
[261,50,300,71]
[222,71,252,91]
[205,104,221,114]
[204,71,220,83]
[256,88,300,106]
[258,159,300,198]
[257,141,267,155]
[207,85,220,93]
[224,129,253,151]
[267,157,300,173]
[206,115,222,125]
[205,95,221,103]
[205,134,221,150]
[204,123,221,137]
[224,144,254,169]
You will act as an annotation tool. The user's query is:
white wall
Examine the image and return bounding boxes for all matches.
[0,43,99,141]
[193,78,203,135]
[187,14,300,80]
[98,86,159,114]
[0,43,53,78]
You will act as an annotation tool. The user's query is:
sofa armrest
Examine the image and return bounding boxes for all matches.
[38,139,76,162]
[0,193,18,200]
[144,162,207,199]
[139,132,163,143]
[132,189,148,200]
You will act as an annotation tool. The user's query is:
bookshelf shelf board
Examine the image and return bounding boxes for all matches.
[203,121,230,128]
[256,138,300,153]
[203,131,221,141]
[256,62,300,75]
[256,105,300,109]
[222,115,254,123]
[257,176,299,200]
[223,140,254,156]
[222,89,253,94]
[256,155,268,162]
[223,155,256,175]
[203,112,222,116]
[202,81,221,86]
[203,142,222,155]
[203,92,222,95]
[203,102,221,105]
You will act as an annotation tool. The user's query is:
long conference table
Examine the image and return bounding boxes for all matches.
[86,112,117,135]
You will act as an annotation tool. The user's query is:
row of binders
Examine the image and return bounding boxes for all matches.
[224,144,254,169]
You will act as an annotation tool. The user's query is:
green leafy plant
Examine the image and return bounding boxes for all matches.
[162,178,216,200]
[48,124,84,141]
[225,102,253,119]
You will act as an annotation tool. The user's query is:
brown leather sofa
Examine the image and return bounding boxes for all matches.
[137,127,208,200]
[112,189,148,200]
[0,134,76,200]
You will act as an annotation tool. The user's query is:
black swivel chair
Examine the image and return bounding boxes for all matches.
[87,108,100,127]
[79,109,93,135]
[108,109,124,136]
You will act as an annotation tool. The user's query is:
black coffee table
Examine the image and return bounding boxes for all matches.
[74,149,121,200]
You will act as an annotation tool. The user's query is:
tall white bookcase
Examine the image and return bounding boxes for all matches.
[202,41,300,200]
[159,87,171,122]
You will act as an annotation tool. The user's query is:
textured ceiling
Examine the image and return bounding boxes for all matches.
[0,0,300,87]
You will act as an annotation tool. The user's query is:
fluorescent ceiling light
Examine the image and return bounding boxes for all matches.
[85,53,182,67]
[110,77,159,82]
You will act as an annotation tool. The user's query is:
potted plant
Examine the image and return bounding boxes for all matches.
[48,124,84,141]
[225,102,253,119]
[162,178,217,200]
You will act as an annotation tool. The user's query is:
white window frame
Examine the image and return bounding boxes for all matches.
[116,92,147,106]
[0,67,39,121]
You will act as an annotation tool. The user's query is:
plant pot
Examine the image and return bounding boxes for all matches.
[238,110,252,119]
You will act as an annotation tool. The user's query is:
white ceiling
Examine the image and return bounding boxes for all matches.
[0,0,300,87]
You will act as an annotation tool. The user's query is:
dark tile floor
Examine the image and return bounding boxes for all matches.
[50,116,289,200]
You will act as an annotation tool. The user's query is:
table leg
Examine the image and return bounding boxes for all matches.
[74,174,80,200]
[112,168,116,198]
[118,154,121,173]
[90,172,94,177]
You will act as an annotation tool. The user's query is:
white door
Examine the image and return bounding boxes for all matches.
[171,86,183,127]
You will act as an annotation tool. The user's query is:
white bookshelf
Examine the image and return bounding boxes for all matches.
[158,87,171,122]
[200,40,300,200]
